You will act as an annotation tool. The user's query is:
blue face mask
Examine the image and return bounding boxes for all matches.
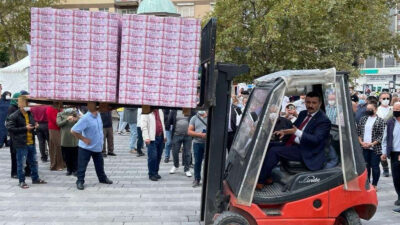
[359,99,365,105]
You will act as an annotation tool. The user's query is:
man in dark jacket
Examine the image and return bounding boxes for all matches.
[101,111,115,157]
[8,92,30,178]
[6,96,46,188]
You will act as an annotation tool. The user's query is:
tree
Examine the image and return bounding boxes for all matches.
[207,0,400,82]
[0,0,59,64]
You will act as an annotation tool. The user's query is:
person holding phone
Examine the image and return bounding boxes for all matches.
[6,96,47,189]
[188,110,208,187]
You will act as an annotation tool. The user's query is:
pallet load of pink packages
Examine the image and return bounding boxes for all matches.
[30,7,201,108]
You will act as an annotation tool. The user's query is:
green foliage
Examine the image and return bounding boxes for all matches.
[0,0,59,64]
[206,0,400,82]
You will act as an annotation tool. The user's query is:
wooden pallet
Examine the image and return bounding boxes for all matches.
[27,97,196,114]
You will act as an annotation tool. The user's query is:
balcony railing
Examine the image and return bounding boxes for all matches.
[115,0,140,6]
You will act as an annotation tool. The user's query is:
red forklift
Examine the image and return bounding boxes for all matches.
[199,19,378,225]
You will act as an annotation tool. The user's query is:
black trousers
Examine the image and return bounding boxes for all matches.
[61,146,78,173]
[391,152,400,201]
[227,131,235,153]
[76,147,107,184]
[36,123,49,160]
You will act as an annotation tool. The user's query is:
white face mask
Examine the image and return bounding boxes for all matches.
[23,107,31,112]
[328,100,335,106]
[269,112,278,121]
[381,99,390,106]
[198,111,206,115]
[5,96,11,100]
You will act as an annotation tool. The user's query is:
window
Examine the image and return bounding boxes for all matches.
[385,56,395,67]
[376,58,383,68]
[176,3,195,18]
[210,2,216,11]
[99,8,109,12]
[79,8,89,11]
[116,8,137,14]
[365,57,375,68]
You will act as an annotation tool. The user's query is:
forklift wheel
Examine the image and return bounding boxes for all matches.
[334,208,362,225]
[213,211,250,225]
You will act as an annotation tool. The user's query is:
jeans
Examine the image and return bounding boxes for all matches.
[193,142,205,181]
[147,136,164,177]
[0,126,7,147]
[16,145,39,183]
[363,149,381,186]
[137,127,144,153]
[129,123,138,150]
[76,147,108,184]
[164,130,172,159]
[172,135,192,171]
[36,122,49,160]
[118,111,128,132]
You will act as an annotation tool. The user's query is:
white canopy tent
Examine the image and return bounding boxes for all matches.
[0,56,29,95]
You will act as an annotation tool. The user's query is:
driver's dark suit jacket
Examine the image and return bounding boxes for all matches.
[295,110,331,171]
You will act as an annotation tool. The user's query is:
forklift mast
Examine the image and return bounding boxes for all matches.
[199,18,249,225]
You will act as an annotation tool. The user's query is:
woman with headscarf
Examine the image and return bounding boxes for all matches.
[0,91,11,147]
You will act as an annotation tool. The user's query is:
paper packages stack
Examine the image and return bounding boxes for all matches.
[30,8,120,102]
[119,15,201,108]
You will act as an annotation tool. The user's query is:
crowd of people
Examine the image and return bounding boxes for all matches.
[0,85,236,190]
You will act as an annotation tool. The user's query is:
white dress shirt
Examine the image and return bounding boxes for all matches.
[294,111,318,144]
[363,116,377,149]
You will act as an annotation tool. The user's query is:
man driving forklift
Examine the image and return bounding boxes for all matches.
[257,91,332,189]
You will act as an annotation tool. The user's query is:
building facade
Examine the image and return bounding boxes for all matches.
[57,0,215,18]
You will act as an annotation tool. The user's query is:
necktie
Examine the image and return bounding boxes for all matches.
[285,114,312,146]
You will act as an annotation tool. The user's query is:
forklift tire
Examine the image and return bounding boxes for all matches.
[334,208,362,225]
[213,211,250,225]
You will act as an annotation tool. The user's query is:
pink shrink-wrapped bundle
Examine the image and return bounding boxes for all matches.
[30,8,120,102]
[119,15,201,108]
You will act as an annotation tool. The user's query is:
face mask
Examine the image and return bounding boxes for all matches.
[269,113,278,121]
[359,99,365,105]
[328,100,335,106]
[198,111,206,115]
[5,96,11,100]
[394,111,400,118]
[381,99,390,106]
[366,110,374,116]
[23,107,31,112]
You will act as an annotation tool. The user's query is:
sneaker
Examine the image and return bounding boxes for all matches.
[170,166,178,174]
[155,174,161,179]
[393,208,400,213]
[107,152,117,156]
[185,170,192,177]
[137,152,145,157]
[192,180,200,188]
[19,182,29,189]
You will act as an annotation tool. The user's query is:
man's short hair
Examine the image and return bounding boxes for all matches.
[306,92,322,102]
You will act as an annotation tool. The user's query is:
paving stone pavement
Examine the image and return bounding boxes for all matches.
[0,133,399,225]
[0,133,202,225]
